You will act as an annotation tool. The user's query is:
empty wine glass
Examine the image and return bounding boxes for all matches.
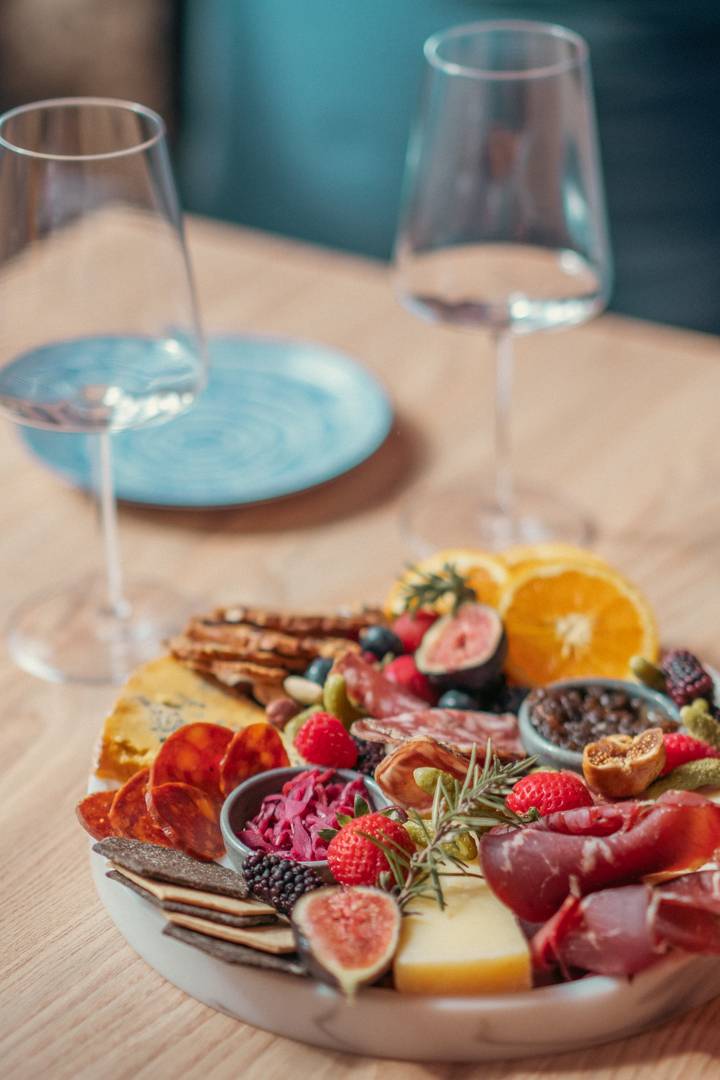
[394,21,612,551]
[0,98,205,683]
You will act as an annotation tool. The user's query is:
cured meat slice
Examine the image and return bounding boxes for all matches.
[150,723,233,803]
[220,723,290,797]
[76,790,116,840]
[374,738,470,809]
[352,708,523,760]
[532,871,720,977]
[148,782,225,861]
[480,791,720,922]
[335,654,426,718]
[109,767,174,846]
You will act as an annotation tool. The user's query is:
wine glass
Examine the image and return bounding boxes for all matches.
[394,21,612,551]
[0,98,206,684]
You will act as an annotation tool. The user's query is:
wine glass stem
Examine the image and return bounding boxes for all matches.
[493,328,514,518]
[95,432,130,619]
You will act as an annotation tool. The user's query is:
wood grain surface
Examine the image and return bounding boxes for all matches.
[2,217,720,1079]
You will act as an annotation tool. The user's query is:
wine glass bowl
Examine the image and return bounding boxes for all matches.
[394,21,612,550]
[0,98,205,683]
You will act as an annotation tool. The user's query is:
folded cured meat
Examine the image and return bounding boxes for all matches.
[532,870,720,976]
[374,738,471,809]
[335,653,426,718]
[480,791,720,922]
[352,708,523,760]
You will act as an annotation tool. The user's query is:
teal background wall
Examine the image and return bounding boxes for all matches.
[179,1,720,332]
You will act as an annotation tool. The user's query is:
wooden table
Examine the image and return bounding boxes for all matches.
[2,217,720,1079]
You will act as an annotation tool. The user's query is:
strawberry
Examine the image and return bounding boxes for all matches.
[506,771,593,817]
[661,732,720,776]
[326,810,415,886]
[391,610,438,654]
[294,711,358,769]
[384,655,437,704]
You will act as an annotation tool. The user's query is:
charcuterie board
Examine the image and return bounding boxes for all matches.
[79,544,720,1061]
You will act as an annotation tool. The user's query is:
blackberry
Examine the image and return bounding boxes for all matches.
[242,852,324,916]
[353,737,386,777]
[661,650,714,707]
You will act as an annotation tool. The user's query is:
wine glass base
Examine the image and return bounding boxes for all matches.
[7,575,196,686]
[400,480,594,556]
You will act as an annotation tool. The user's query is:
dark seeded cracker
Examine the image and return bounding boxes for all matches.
[163,924,305,976]
[92,837,249,898]
[105,870,276,928]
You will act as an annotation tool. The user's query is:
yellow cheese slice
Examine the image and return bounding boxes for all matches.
[393,876,531,995]
[95,655,265,782]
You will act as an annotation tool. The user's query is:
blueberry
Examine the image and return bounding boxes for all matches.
[437,689,480,711]
[304,657,333,686]
[359,625,404,659]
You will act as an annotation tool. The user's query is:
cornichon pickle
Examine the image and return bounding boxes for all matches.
[322,674,364,728]
[681,699,720,749]
[630,655,667,692]
[645,758,720,798]
[413,767,459,798]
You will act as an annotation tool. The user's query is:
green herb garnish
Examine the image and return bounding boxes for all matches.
[368,745,536,911]
[400,561,476,615]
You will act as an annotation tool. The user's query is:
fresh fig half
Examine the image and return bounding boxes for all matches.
[415,602,507,690]
[291,886,401,998]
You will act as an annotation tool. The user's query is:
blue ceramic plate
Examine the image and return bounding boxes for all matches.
[19,335,393,507]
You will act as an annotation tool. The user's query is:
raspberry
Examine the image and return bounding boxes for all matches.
[384,655,437,704]
[661,732,720,776]
[326,810,414,886]
[242,852,324,915]
[391,610,438,654]
[661,650,714,707]
[506,771,593,817]
[294,711,358,769]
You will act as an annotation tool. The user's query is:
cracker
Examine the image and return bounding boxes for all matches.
[92,837,249,898]
[163,924,305,976]
[107,863,274,917]
[106,871,277,928]
[165,911,296,954]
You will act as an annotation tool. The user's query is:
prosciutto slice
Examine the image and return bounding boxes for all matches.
[532,871,720,976]
[352,709,523,760]
[480,791,720,922]
[335,653,426,718]
[374,737,470,809]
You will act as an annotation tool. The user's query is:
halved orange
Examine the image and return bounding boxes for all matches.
[498,561,659,686]
[502,542,610,577]
[384,547,509,617]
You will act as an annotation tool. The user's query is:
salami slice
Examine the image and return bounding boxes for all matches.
[335,653,426,718]
[76,790,116,840]
[220,723,290,797]
[109,768,174,846]
[352,708,523,760]
[148,782,225,861]
[150,723,233,802]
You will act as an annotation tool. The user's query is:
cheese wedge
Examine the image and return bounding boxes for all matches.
[95,655,264,782]
[393,876,531,995]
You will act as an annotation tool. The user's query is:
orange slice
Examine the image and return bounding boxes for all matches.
[384,548,509,617]
[498,561,659,686]
[502,543,609,577]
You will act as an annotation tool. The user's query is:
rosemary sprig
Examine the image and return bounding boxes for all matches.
[368,745,537,911]
[400,561,476,615]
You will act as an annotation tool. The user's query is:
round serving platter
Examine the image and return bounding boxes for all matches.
[90,847,720,1061]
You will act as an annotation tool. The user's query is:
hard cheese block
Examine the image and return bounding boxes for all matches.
[393,877,531,995]
[95,655,264,782]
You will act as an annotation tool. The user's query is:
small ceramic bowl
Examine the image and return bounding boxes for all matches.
[220,765,391,882]
[518,677,681,773]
